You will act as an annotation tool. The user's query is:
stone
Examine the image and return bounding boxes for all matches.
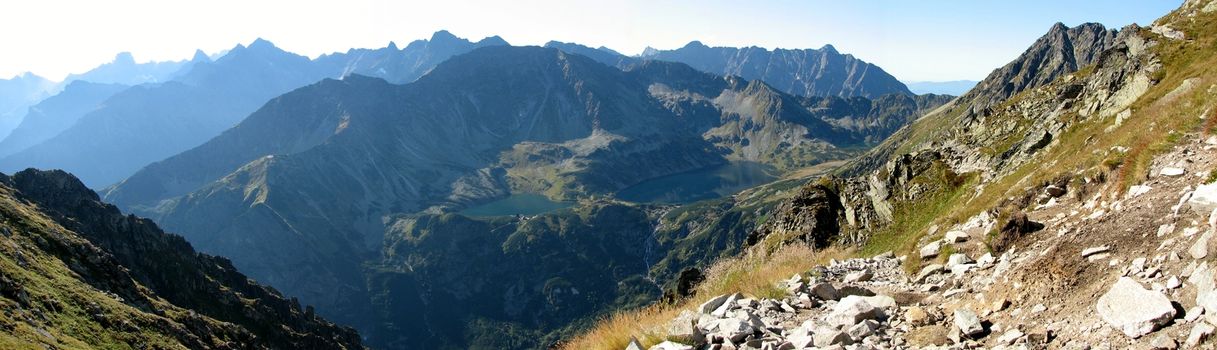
[1045,185,1067,197]
[946,253,973,269]
[813,330,852,347]
[699,294,731,314]
[784,281,806,294]
[1160,167,1186,177]
[944,230,969,243]
[860,295,897,311]
[626,337,645,350]
[668,310,701,343]
[648,341,694,350]
[1185,306,1205,322]
[1129,185,1153,198]
[1187,322,1215,347]
[953,308,984,337]
[846,320,878,340]
[915,264,944,283]
[1096,277,1176,338]
[905,306,930,325]
[787,333,814,349]
[708,318,754,343]
[1167,276,1182,289]
[1188,183,1217,214]
[920,241,942,259]
[1081,246,1111,258]
[809,282,839,301]
[712,293,743,317]
[1149,333,1177,350]
[1193,230,1215,260]
[996,328,1024,345]
[950,263,975,276]
[824,296,882,326]
[992,298,1011,312]
[844,270,873,283]
[976,253,996,268]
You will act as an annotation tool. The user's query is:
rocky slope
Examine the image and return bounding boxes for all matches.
[0,169,361,348]
[622,1,1217,349]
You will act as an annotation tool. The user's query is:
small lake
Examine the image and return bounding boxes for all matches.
[615,162,778,204]
[459,194,573,217]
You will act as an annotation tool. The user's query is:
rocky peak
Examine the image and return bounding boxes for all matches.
[428,29,464,47]
[961,22,1120,114]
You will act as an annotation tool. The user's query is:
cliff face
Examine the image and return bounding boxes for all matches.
[0,169,362,349]
[960,22,1123,116]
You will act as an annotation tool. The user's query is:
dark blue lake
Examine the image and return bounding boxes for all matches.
[459,194,573,217]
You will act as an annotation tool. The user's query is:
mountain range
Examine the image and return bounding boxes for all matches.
[93,43,947,347]
[544,40,913,98]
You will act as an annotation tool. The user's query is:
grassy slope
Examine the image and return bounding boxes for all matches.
[0,184,234,349]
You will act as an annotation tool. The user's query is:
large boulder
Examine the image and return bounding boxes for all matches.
[1189,183,1217,213]
[1096,277,1177,338]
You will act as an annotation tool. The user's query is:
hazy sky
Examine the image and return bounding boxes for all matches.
[0,0,1181,82]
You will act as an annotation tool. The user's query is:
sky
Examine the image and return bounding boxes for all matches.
[0,0,1182,82]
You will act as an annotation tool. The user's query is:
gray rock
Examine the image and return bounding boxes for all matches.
[996,328,1024,345]
[946,253,974,269]
[825,296,883,326]
[920,241,942,259]
[915,264,945,283]
[709,318,754,343]
[648,341,694,350]
[1045,185,1067,197]
[847,319,878,340]
[944,230,970,243]
[699,294,731,314]
[787,333,814,349]
[668,310,701,343]
[953,308,984,337]
[813,330,853,347]
[844,270,873,283]
[1188,183,1217,214]
[1149,333,1177,350]
[809,282,839,301]
[1160,167,1186,177]
[1187,322,1214,347]
[712,293,743,317]
[1081,246,1111,258]
[1191,230,1214,259]
[1096,277,1176,338]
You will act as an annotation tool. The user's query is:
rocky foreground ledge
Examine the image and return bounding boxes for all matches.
[628,138,1217,350]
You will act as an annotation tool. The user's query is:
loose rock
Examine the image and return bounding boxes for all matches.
[1095,277,1176,338]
